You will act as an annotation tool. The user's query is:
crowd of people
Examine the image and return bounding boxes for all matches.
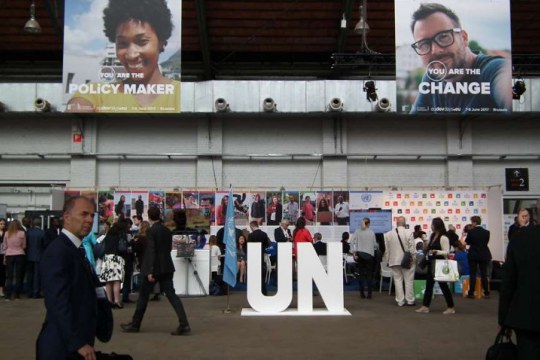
[1,202,538,358]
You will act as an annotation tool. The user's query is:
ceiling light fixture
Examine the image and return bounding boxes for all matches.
[354,0,378,54]
[24,0,42,34]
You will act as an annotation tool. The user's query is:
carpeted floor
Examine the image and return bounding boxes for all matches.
[0,284,499,360]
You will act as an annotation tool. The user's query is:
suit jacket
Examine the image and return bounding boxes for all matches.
[26,227,45,262]
[141,221,175,277]
[37,233,98,360]
[465,226,492,261]
[274,226,291,243]
[499,225,540,332]
[247,229,270,256]
[313,241,327,256]
[383,227,415,267]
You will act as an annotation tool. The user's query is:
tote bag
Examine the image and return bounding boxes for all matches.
[433,259,460,282]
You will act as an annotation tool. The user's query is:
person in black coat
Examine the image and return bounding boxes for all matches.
[25,218,45,298]
[274,219,291,243]
[465,216,491,298]
[37,196,101,360]
[247,221,270,295]
[499,224,540,358]
[121,206,190,336]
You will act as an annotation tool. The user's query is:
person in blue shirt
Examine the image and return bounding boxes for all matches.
[409,3,511,114]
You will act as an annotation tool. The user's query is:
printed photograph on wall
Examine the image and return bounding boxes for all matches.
[316,191,333,225]
[183,191,199,209]
[395,0,512,114]
[165,191,183,216]
[114,191,131,221]
[62,0,182,113]
[231,192,249,226]
[149,190,165,215]
[333,191,350,225]
[299,191,316,225]
[81,191,98,208]
[248,192,266,226]
[266,191,283,226]
[64,190,81,203]
[131,191,149,220]
[283,191,300,224]
[214,191,230,226]
[199,191,215,226]
[97,190,114,226]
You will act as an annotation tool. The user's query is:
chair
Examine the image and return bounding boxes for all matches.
[343,254,354,284]
[264,254,276,284]
[379,261,393,295]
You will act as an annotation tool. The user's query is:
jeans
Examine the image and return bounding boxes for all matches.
[468,259,489,296]
[5,255,25,298]
[423,263,454,308]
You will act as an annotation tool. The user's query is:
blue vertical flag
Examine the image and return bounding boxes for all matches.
[222,189,238,287]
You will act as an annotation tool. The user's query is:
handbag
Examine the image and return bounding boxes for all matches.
[485,327,518,360]
[396,229,413,269]
[433,259,460,282]
[93,241,106,260]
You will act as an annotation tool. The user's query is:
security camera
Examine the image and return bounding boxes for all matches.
[263,98,277,112]
[328,98,344,112]
[215,98,230,112]
[375,98,391,112]
[34,98,51,112]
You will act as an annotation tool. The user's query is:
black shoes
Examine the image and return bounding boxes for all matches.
[170,325,191,336]
[120,322,140,333]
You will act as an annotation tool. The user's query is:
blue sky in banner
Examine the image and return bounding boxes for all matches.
[64,0,182,61]
[395,0,511,51]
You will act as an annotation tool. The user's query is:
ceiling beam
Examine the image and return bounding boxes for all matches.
[336,0,355,53]
[195,0,212,79]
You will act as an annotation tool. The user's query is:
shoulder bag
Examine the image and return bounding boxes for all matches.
[397,229,413,269]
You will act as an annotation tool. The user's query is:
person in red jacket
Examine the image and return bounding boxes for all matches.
[292,217,313,259]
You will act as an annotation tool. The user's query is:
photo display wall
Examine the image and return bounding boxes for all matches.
[65,189,489,235]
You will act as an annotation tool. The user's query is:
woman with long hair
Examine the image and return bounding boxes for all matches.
[216,195,228,226]
[99,222,126,308]
[416,217,456,314]
[266,195,282,226]
[0,218,7,297]
[237,235,247,283]
[250,193,265,225]
[350,218,378,299]
[2,220,26,300]
[292,217,313,259]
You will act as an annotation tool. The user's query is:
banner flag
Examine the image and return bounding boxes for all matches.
[395,0,512,114]
[222,188,238,287]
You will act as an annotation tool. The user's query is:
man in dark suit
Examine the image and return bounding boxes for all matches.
[312,233,327,256]
[274,219,291,243]
[465,215,492,298]
[248,221,270,295]
[121,206,190,336]
[25,218,45,298]
[37,196,99,360]
[499,224,540,358]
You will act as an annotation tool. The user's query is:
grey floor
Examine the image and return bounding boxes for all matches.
[0,289,498,360]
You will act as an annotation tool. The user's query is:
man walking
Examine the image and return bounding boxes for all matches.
[465,216,491,298]
[37,196,101,359]
[121,207,190,335]
[384,216,416,306]
[25,218,45,298]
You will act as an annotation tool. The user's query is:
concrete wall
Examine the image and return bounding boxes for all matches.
[0,111,539,215]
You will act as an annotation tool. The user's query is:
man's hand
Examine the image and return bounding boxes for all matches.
[78,344,96,360]
[147,274,156,283]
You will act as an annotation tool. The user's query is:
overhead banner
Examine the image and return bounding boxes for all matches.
[395,0,512,114]
[62,0,182,113]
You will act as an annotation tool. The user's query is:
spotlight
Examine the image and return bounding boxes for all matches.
[262,98,276,112]
[512,79,526,100]
[328,98,343,112]
[34,98,51,112]
[374,98,391,112]
[363,81,378,102]
[24,1,42,34]
[215,98,230,112]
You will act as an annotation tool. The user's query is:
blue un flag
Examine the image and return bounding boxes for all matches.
[222,189,237,287]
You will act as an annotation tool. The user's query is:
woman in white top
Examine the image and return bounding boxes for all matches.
[350,218,378,299]
[209,235,222,281]
[416,217,455,314]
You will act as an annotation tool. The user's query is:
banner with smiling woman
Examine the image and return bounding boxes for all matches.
[62,0,182,113]
[395,0,512,114]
